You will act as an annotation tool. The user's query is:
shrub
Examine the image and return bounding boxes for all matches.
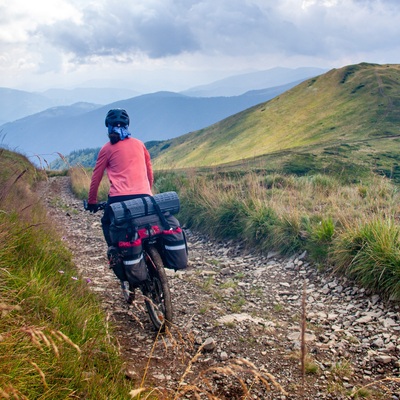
[272,212,310,255]
[69,166,109,201]
[308,174,338,194]
[307,217,336,263]
[332,217,400,299]
[262,174,296,189]
[153,171,189,193]
[243,201,278,251]
[213,197,248,239]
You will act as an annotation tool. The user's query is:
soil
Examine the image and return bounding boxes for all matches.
[38,176,400,399]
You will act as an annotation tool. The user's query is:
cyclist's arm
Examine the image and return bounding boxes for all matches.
[144,146,154,189]
[88,148,108,204]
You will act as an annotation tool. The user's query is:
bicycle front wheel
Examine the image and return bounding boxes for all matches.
[143,245,173,331]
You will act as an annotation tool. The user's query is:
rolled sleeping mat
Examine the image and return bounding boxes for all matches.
[109,191,180,224]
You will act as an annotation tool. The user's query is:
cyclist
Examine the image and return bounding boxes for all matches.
[86,108,154,264]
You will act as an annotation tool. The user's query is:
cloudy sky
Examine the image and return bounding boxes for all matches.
[1,0,399,93]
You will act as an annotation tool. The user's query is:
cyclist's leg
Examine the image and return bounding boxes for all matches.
[121,281,135,304]
[100,204,113,247]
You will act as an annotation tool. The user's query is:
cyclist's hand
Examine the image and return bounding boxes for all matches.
[87,203,99,213]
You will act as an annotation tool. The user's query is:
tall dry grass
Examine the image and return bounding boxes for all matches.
[69,165,110,201]
[155,169,400,299]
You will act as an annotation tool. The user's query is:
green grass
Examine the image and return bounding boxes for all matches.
[0,149,132,399]
[52,64,400,188]
[332,217,400,300]
[307,216,336,263]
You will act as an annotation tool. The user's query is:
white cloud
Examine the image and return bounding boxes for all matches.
[0,0,80,43]
[0,0,399,91]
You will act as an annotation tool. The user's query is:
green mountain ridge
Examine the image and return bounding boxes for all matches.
[151,63,400,174]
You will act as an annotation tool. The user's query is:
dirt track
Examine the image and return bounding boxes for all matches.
[38,176,400,399]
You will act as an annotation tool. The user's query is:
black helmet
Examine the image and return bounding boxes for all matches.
[105,109,130,127]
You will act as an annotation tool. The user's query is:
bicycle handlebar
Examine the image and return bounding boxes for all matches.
[83,200,107,213]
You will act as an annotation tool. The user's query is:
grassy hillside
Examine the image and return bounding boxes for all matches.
[152,63,400,178]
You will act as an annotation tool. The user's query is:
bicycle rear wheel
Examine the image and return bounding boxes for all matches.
[143,245,172,331]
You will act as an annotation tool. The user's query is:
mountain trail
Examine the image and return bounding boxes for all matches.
[38,176,400,399]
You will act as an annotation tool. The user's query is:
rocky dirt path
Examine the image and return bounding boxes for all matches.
[38,176,400,399]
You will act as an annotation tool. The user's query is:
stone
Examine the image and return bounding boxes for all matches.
[327,313,338,321]
[267,251,280,259]
[355,315,373,324]
[202,337,216,351]
[125,368,137,380]
[375,355,392,364]
[220,267,231,276]
[383,318,397,328]
[287,332,316,342]
[298,250,307,260]
[372,338,385,348]
[285,261,295,270]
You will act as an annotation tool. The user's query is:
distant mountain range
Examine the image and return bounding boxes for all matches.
[0,88,54,125]
[181,67,326,97]
[0,67,326,126]
[0,66,326,164]
[0,87,140,125]
[41,87,140,107]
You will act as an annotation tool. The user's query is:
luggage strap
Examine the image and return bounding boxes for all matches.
[121,202,136,241]
[143,196,172,231]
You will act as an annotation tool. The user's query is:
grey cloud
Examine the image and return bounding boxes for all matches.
[34,0,400,64]
[37,0,199,61]
[133,18,199,58]
[188,1,328,57]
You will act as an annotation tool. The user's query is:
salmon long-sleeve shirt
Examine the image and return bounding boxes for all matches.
[88,137,153,204]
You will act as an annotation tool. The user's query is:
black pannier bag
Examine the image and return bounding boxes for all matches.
[109,192,188,272]
[108,231,148,286]
[159,214,188,270]
[107,246,128,282]
[119,237,148,286]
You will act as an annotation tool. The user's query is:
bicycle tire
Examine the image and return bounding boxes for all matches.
[143,245,173,331]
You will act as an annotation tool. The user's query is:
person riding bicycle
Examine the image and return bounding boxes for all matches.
[86,108,154,264]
